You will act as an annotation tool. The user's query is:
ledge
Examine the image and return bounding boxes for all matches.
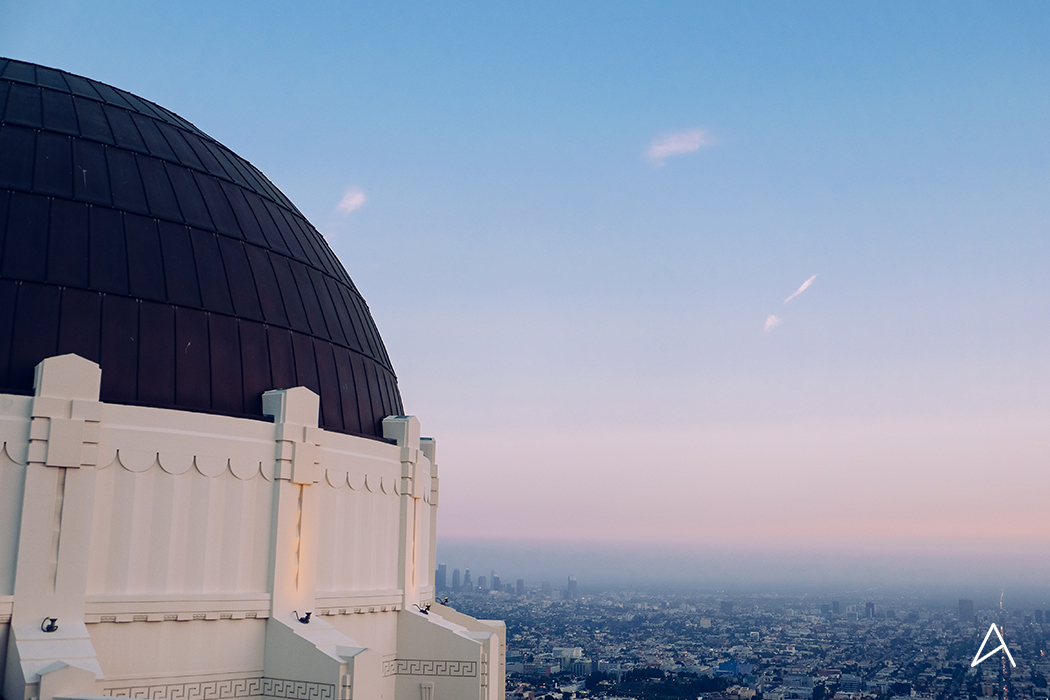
[314,589,403,615]
[84,592,271,623]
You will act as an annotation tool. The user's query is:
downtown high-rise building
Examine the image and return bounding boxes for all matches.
[436,563,447,591]
[959,599,975,623]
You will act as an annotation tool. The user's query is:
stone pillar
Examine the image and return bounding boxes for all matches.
[261,388,379,700]
[5,354,104,700]
[421,438,438,601]
[382,416,429,611]
[262,387,322,621]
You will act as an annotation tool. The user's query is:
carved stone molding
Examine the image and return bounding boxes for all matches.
[382,659,478,678]
[103,677,335,700]
[260,677,336,700]
[105,677,263,700]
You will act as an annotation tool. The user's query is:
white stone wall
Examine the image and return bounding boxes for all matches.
[90,619,267,682]
[0,397,31,603]
[84,405,277,596]
[0,354,503,700]
[314,435,402,596]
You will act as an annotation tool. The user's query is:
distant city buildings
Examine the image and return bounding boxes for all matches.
[452,587,1050,700]
[435,562,447,591]
[434,566,583,601]
[960,598,975,623]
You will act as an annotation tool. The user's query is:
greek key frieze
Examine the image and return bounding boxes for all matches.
[105,678,261,700]
[383,659,478,677]
[104,677,332,700]
[260,677,335,700]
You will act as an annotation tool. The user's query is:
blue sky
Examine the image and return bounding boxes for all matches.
[4,1,1049,571]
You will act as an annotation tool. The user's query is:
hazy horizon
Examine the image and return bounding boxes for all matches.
[438,536,1050,601]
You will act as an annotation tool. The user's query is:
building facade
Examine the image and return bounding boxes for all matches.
[0,58,504,700]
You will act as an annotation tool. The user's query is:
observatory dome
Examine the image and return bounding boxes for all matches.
[0,57,402,437]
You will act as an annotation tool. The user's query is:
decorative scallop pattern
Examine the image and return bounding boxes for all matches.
[0,58,402,437]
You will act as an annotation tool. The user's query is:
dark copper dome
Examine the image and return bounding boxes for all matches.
[0,58,402,437]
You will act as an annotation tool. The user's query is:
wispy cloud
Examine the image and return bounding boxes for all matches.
[784,274,817,303]
[764,314,781,332]
[645,128,717,164]
[336,186,366,215]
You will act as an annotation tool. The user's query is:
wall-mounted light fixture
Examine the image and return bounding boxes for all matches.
[294,611,311,624]
[41,618,58,633]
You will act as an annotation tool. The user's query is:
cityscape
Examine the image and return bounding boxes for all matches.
[436,565,1050,700]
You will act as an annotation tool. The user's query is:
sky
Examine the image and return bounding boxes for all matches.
[3,1,1049,587]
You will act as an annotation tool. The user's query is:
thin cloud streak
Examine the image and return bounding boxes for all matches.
[764,314,781,332]
[784,274,817,303]
[645,128,717,164]
[336,185,367,215]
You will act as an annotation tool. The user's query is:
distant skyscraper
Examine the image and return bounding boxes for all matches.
[478,575,488,592]
[959,599,975,623]
[567,575,578,599]
[865,602,875,618]
[436,563,447,592]
[491,572,501,592]
[452,568,461,591]
[1036,610,1044,624]
[832,601,840,614]
[463,569,472,591]
[541,581,552,596]
[516,578,525,595]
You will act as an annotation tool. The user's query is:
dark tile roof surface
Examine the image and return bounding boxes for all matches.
[0,58,402,437]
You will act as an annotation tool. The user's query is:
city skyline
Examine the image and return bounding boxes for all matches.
[434,537,1050,593]
[3,2,1049,574]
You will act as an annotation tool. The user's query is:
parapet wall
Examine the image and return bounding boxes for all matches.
[0,354,500,700]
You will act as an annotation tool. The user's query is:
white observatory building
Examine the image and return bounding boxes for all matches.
[0,58,504,700]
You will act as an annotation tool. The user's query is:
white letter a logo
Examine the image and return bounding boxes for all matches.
[971,623,1017,668]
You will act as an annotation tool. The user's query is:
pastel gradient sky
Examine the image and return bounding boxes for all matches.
[4,1,1049,577]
